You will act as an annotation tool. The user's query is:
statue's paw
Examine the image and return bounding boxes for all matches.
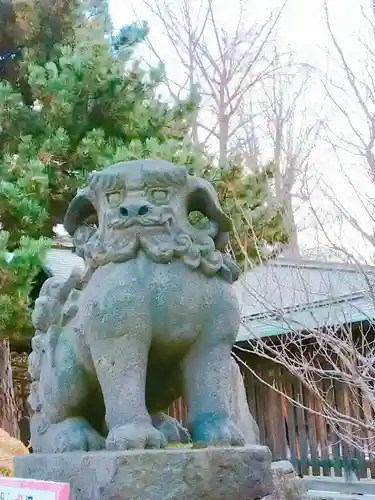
[45,418,105,453]
[191,417,246,447]
[106,422,167,450]
[151,413,191,444]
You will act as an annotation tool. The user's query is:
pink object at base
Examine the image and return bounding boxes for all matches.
[0,476,70,499]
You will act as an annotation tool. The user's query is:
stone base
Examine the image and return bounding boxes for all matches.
[270,461,308,500]
[15,445,273,500]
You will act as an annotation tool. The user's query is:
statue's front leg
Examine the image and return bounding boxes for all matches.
[183,341,244,446]
[88,315,166,450]
[183,300,245,447]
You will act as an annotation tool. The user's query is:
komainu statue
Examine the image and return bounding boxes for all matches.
[28,159,245,453]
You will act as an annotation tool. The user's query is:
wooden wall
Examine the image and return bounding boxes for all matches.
[169,353,375,478]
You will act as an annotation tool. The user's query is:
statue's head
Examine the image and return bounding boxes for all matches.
[64,160,238,281]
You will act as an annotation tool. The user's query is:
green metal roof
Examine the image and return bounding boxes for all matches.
[236,292,375,341]
[44,247,84,280]
[234,258,375,341]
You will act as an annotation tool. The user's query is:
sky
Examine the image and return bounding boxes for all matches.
[107,0,375,262]
[109,0,356,63]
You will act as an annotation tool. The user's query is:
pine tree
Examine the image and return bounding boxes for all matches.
[210,159,288,268]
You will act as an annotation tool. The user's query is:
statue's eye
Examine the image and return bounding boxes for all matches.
[149,189,169,204]
[106,191,122,206]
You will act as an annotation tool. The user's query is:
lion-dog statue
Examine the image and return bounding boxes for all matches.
[28,159,245,452]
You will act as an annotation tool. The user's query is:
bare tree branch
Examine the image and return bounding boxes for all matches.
[139,0,288,168]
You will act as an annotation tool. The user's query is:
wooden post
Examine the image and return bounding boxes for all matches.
[0,338,20,438]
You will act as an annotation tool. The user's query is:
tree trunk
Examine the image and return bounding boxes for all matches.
[281,192,300,258]
[0,338,20,438]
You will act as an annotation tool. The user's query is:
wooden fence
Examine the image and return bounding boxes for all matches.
[169,356,375,479]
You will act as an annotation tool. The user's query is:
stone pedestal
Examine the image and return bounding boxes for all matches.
[270,461,308,500]
[15,445,273,500]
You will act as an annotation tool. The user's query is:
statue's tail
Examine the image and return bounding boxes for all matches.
[229,357,260,445]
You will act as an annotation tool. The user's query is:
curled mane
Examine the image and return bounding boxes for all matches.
[73,217,240,284]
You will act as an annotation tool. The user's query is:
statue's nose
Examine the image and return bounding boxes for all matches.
[119,203,151,218]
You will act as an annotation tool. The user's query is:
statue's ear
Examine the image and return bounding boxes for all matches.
[186,176,231,250]
[63,188,96,236]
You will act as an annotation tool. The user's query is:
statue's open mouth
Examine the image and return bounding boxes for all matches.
[109,215,173,230]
